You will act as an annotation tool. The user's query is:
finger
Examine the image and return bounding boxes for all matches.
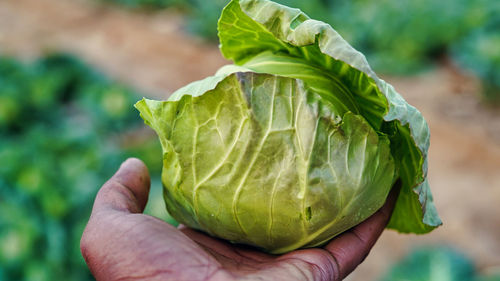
[92,158,151,214]
[323,184,401,279]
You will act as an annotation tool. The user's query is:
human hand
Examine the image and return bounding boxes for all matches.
[81,158,399,281]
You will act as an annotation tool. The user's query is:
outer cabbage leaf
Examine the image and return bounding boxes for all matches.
[217,0,441,232]
[136,72,395,253]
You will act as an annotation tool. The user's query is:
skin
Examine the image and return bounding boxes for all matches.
[81,158,400,281]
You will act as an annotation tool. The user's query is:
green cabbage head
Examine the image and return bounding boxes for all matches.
[135,0,442,254]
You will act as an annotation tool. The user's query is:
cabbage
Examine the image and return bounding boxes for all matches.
[135,0,441,254]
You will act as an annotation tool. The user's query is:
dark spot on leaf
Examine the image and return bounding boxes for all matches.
[305,206,312,221]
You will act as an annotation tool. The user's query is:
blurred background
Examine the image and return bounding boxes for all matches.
[0,0,498,280]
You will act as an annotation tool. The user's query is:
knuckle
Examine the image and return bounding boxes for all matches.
[80,225,96,263]
[80,232,91,260]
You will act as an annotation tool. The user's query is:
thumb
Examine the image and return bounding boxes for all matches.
[92,158,151,214]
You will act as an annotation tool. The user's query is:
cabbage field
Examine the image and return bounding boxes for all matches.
[104,0,499,101]
[0,54,174,280]
[0,0,499,280]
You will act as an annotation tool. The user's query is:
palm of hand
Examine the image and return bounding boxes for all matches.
[81,159,397,281]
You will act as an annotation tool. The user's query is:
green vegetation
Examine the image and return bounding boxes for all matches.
[380,246,500,281]
[0,54,170,281]
[136,0,441,254]
[452,17,500,102]
[184,0,493,74]
[103,0,499,100]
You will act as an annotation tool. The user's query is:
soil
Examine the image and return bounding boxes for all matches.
[1,0,499,279]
